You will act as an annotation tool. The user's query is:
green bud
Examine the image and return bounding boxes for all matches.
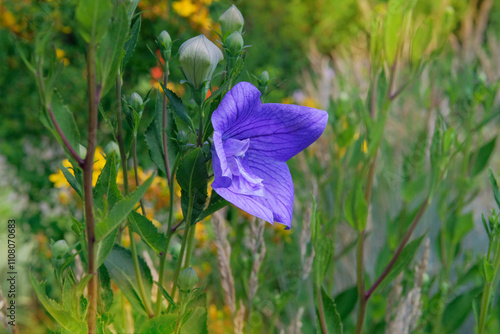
[78,144,87,159]
[158,30,172,61]
[225,31,244,56]
[52,240,69,259]
[129,92,144,112]
[105,141,120,157]
[177,130,188,144]
[219,5,244,36]
[178,267,199,291]
[258,70,270,86]
[179,35,223,89]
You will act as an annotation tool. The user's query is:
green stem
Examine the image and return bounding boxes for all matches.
[132,135,146,215]
[355,231,366,334]
[84,42,99,334]
[170,199,194,304]
[317,286,328,334]
[478,239,500,333]
[128,226,155,318]
[162,68,171,184]
[183,223,197,270]
[155,155,180,314]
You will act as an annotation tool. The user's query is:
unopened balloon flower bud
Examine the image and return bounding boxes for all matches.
[158,30,172,61]
[225,31,244,56]
[52,240,69,260]
[179,35,223,89]
[129,92,144,112]
[178,267,199,291]
[219,5,244,36]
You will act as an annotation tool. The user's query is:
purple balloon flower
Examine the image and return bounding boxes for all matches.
[211,82,328,229]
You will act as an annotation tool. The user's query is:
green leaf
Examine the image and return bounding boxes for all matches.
[29,271,87,334]
[93,152,122,213]
[95,174,154,241]
[139,315,177,333]
[161,84,195,130]
[98,265,114,312]
[313,234,333,287]
[471,137,497,177]
[317,287,343,334]
[488,169,500,208]
[96,226,118,267]
[181,293,208,334]
[75,0,112,43]
[145,90,178,177]
[196,191,229,222]
[451,212,474,245]
[378,233,426,291]
[50,91,81,162]
[334,286,358,320]
[96,3,130,97]
[442,287,482,331]
[128,211,167,254]
[480,256,495,283]
[104,245,153,316]
[153,281,177,308]
[344,184,368,231]
[384,0,405,65]
[176,148,208,225]
[122,16,141,71]
[60,162,83,199]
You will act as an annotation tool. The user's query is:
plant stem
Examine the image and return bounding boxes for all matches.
[317,286,328,334]
[155,155,180,314]
[84,42,99,334]
[355,231,366,334]
[162,69,171,184]
[128,226,155,318]
[132,135,146,215]
[365,199,429,299]
[183,223,197,270]
[47,104,84,167]
[116,73,130,195]
[478,238,500,333]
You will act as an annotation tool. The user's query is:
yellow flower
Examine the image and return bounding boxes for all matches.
[362,139,368,154]
[55,48,70,65]
[281,97,293,104]
[49,159,74,188]
[173,0,196,17]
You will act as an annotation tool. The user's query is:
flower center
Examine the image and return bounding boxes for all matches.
[223,138,264,196]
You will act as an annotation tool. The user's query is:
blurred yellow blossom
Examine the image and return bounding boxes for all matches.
[49,159,74,188]
[362,139,368,154]
[55,48,70,66]
[173,0,196,17]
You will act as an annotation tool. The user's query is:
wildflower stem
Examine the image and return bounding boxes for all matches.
[355,231,366,334]
[162,68,171,184]
[365,198,429,300]
[317,287,329,334]
[132,135,147,215]
[478,237,500,333]
[183,223,197,270]
[156,155,180,314]
[128,225,155,318]
[83,41,99,334]
[47,104,85,167]
[170,197,194,304]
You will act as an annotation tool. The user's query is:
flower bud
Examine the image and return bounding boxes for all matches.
[105,141,120,157]
[78,144,87,159]
[225,31,244,56]
[52,240,69,260]
[178,267,199,291]
[219,5,244,36]
[258,70,270,86]
[129,92,144,112]
[158,30,172,61]
[179,35,223,89]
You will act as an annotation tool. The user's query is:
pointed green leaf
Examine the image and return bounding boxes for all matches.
[161,84,194,130]
[50,91,81,161]
[334,286,358,320]
[29,271,87,334]
[93,152,122,212]
[96,226,118,267]
[442,287,482,331]
[128,211,167,254]
[122,16,141,71]
[95,174,154,241]
[488,169,500,208]
[471,137,497,177]
[96,4,130,97]
[76,0,112,43]
[153,281,177,308]
[104,245,153,316]
[196,191,229,222]
[378,233,426,291]
[139,315,177,333]
[176,148,208,225]
[317,287,343,334]
[60,162,83,199]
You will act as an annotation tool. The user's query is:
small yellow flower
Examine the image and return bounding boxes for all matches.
[55,48,70,66]
[281,97,293,104]
[362,139,368,154]
[173,0,196,17]
[49,159,74,188]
